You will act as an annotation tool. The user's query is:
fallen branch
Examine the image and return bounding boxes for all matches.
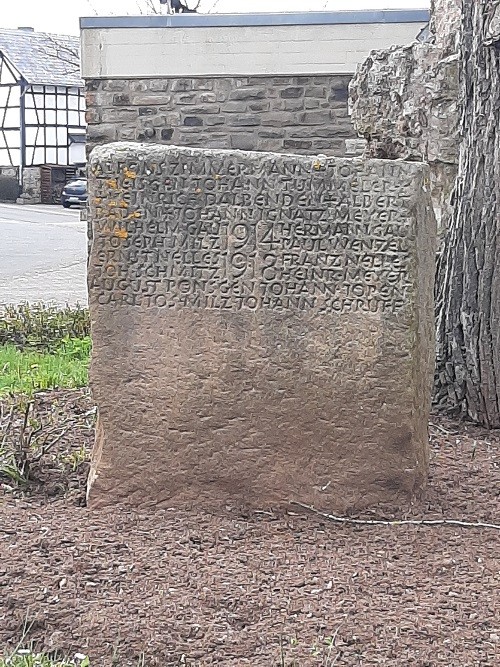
[291,502,500,531]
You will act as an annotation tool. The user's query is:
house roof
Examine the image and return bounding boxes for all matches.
[0,28,82,87]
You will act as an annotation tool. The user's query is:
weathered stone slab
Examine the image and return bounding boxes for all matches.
[87,143,436,511]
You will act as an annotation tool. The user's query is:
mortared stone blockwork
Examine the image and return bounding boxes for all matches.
[87,143,436,512]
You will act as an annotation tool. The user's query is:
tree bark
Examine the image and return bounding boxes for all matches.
[435,1,500,426]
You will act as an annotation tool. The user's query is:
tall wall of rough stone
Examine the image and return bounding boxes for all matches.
[349,43,459,234]
[349,0,460,234]
[85,75,355,157]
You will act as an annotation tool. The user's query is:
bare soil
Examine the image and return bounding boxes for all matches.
[1,390,499,666]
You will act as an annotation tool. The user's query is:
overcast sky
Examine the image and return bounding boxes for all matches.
[0,0,429,35]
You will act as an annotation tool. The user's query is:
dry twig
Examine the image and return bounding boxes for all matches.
[429,422,459,436]
[291,502,500,531]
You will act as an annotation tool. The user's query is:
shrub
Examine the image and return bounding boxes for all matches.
[0,394,94,486]
[0,304,90,353]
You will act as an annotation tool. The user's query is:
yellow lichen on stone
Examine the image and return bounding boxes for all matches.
[106,179,117,188]
[123,168,137,179]
[113,227,128,239]
[312,160,324,171]
[124,210,141,220]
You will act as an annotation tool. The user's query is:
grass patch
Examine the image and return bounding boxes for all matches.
[0,649,89,667]
[0,304,91,396]
[0,305,93,485]
[0,337,91,396]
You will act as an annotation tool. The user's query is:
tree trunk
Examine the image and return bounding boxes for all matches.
[435,1,500,426]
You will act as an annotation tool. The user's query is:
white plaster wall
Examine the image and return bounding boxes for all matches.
[81,22,427,78]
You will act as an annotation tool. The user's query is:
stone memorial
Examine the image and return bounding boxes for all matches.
[87,143,436,511]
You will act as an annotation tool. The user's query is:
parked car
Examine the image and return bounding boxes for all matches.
[61,178,87,208]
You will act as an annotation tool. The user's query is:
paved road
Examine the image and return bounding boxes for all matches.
[0,203,88,307]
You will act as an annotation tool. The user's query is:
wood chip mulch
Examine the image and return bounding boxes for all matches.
[0,390,499,666]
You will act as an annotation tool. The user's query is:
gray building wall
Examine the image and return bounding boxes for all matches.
[85,75,355,157]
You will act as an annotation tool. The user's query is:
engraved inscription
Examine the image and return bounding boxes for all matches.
[89,150,417,314]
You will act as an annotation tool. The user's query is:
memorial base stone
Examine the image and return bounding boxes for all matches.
[87,144,436,512]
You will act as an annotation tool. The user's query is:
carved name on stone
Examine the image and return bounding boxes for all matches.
[87,144,436,512]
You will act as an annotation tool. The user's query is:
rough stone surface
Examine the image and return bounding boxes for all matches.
[16,167,42,205]
[85,75,355,157]
[349,44,458,235]
[349,3,460,235]
[87,143,436,512]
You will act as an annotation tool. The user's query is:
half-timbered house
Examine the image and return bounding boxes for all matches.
[0,27,86,202]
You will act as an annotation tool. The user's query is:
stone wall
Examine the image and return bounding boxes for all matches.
[349,43,458,234]
[0,166,43,205]
[348,0,460,235]
[85,75,356,157]
[16,167,42,205]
